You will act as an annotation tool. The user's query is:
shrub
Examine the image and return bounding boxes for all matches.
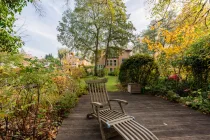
[97,69,105,77]
[55,91,78,118]
[149,77,168,96]
[119,54,159,87]
[76,85,88,97]
[84,66,94,76]
[166,90,180,102]
[183,35,210,89]
[0,53,86,139]
[52,75,68,94]
[114,67,120,76]
[71,67,87,79]
[108,71,115,76]
[104,68,109,76]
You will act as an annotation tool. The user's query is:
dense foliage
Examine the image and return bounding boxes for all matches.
[0,0,34,52]
[0,53,87,139]
[119,54,159,87]
[183,35,210,89]
[57,0,135,76]
[147,34,210,114]
[135,0,210,114]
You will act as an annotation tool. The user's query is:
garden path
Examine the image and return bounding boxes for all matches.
[56,92,210,140]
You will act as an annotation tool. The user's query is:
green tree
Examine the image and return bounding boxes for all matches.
[133,10,176,56]
[183,35,210,89]
[103,0,135,67]
[57,0,135,76]
[57,0,105,76]
[147,0,210,28]
[0,0,35,52]
[45,53,53,59]
[57,48,69,63]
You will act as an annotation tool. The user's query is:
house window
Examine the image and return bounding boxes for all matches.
[110,68,113,72]
[114,60,117,66]
[110,60,113,66]
[107,60,109,66]
[98,65,102,69]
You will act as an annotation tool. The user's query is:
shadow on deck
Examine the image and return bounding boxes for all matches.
[56,92,210,140]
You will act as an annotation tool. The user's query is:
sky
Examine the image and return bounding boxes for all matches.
[15,0,151,58]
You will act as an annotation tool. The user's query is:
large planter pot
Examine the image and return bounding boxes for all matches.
[208,94,210,99]
[128,83,142,94]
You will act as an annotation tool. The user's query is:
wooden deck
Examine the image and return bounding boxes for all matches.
[56,92,210,140]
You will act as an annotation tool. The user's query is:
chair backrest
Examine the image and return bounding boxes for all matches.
[86,78,110,106]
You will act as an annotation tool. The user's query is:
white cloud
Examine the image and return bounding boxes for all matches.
[27,28,57,40]
[48,3,62,16]
[22,46,46,58]
[124,0,131,3]
[15,0,151,58]
[15,0,67,58]
[129,8,151,32]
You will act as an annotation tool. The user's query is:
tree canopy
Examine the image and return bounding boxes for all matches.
[57,0,135,76]
[142,0,210,76]
[0,0,36,52]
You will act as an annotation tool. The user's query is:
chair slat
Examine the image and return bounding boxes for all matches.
[119,122,138,140]
[115,124,131,140]
[122,121,145,140]
[107,116,134,126]
[86,79,109,105]
[130,120,154,140]
[131,120,159,140]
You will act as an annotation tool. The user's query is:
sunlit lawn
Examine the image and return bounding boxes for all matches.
[105,76,119,92]
[80,76,119,92]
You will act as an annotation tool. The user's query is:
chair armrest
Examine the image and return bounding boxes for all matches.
[109,99,128,105]
[91,102,104,108]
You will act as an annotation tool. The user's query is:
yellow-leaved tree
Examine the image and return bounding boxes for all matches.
[143,0,210,76]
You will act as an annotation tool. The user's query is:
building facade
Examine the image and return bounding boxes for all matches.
[63,53,92,67]
[98,49,132,72]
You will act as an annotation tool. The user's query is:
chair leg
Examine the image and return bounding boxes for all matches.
[99,120,106,140]
[95,107,106,140]
[104,127,119,139]
[86,113,94,119]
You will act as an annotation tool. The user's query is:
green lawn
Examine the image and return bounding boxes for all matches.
[105,76,119,91]
[80,76,119,92]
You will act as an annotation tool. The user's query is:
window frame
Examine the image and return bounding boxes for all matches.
[114,60,117,66]
[110,60,113,66]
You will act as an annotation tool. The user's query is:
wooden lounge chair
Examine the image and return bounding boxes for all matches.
[86,78,159,140]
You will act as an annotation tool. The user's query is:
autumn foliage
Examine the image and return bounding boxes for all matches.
[0,53,86,139]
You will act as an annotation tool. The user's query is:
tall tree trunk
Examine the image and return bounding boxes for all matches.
[94,28,100,76]
[104,27,112,68]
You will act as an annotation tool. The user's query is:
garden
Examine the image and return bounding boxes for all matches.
[0,53,87,139]
[1,0,210,139]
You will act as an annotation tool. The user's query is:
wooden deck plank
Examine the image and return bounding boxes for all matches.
[56,92,210,140]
